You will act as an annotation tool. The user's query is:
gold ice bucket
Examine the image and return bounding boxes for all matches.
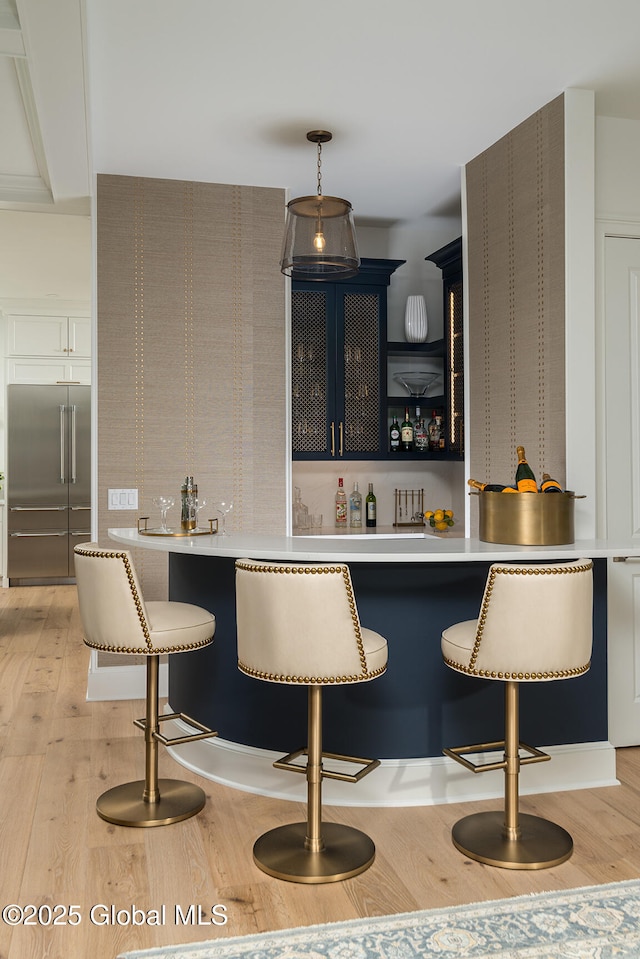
[475,491,579,546]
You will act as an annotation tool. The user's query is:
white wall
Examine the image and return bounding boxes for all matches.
[0,211,91,473]
[596,116,640,220]
[0,211,91,300]
[357,216,462,341]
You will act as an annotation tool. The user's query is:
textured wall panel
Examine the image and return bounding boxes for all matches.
[96,174,286,599]
[466,95,565,529]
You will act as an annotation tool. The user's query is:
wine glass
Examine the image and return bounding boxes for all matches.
[195,497,208,529]
[152,495,175,532]
[216,500,233,536]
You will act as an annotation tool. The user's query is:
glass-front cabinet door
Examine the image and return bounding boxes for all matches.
[291,259,404,461]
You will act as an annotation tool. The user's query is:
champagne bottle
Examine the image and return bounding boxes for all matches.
[515,446,537,493]
[349,481,362,528]
[541,472,563,493]
[335,477,347,527]
[389,416,401,453]
[180,476,197,530]
[401,407,414,452]
[366,482,377,528]
[468,478,517,493]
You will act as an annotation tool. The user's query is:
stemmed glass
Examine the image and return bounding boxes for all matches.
[152,495,175,532]
[195,497,208,529]
[216,500,233,536]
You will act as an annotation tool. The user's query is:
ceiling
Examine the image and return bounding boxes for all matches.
[3,0,640,224]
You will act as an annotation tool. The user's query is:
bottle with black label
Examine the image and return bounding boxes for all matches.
[389,416,401,453]
[515,445,537,492]
[540,472,563,493]
[468,478,517,493]
[401,407,414,452]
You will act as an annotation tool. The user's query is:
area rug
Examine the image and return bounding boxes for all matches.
[117,878,640,959]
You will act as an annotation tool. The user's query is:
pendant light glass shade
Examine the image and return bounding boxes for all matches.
[280,131,360,281]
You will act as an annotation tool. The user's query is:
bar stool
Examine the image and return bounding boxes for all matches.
[74,543,217,827]
[441,558,593,869]
[235,558,388,883]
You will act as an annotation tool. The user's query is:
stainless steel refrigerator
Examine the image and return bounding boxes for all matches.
[7,384,92,583]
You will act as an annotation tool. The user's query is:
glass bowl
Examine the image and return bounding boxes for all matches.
[393,371,442,397]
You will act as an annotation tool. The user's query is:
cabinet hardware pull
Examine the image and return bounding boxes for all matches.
[330,421,335,457]
[339,421,344,457]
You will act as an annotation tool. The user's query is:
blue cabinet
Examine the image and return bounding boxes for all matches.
[291,258,404,460]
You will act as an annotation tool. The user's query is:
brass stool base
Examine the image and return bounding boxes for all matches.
[451,810,573,870]
[96,779,206,827]
[253,822,375,883]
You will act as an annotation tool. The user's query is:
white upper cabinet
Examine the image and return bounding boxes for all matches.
[7,313,91,358]
[5,312,91,384]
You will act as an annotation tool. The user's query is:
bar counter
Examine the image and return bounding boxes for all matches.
[107,528,635,806]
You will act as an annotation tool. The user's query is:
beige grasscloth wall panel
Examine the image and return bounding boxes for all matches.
[96,174,286,601]
[466,94,565,532]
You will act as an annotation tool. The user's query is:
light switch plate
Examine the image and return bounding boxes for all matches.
[108,488,139,510]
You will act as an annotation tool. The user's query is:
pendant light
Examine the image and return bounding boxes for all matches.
[280,130,360,281]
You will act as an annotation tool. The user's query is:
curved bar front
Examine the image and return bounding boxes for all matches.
[107,529,625,805]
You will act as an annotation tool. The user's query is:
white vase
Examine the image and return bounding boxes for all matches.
[404,295,428,343]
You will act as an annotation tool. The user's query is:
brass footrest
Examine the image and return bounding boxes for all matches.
[443,740,550,774]
[274,748,380,784]
[133,711,218,747]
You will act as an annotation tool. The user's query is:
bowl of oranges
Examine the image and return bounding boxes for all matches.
[424,508,455,532]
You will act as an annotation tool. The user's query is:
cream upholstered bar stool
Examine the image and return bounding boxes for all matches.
[74,543,217,827]
[235,558,388,884]
[441,558,593,870]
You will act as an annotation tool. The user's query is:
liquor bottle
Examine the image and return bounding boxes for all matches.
[435,413,445,451]
[366,482,377,528]
[389,416,401,453]
[349,482,362,528]
[180,475,197,530]
[541,472,563,493]
[515,446,538,493]
[414,406,428,452]
[427,410,440,451]
[335,477,347,527]
[427,410,440,453]
[401,407,414,452]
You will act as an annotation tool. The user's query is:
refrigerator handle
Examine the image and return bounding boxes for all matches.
[59,405,66,483]
[70,404,77,483]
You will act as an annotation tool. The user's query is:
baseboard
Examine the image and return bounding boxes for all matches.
[162,711,618,808]
[85,661,168,701]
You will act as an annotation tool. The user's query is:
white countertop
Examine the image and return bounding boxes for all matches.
[107,527,640,564]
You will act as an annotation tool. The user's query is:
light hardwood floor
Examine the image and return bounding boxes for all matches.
[1,584,640,959]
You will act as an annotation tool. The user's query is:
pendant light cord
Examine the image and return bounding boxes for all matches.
[316,141,322,196]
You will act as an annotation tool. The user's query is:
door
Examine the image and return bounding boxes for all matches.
[604,235,640,745]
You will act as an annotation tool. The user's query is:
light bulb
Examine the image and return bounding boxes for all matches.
[313,230,326,253]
